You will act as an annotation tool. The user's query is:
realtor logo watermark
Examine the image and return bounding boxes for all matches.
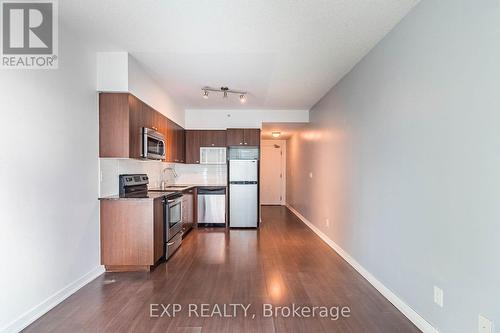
[1,0,58,69]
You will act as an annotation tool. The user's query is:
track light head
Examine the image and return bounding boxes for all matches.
[201,86,247,102]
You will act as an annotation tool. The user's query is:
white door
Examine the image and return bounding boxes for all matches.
[260,141,285,205]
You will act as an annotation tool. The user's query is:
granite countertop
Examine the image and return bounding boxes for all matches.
[148,184,227,192]
[99,191,174,201]
[99,184,227,201]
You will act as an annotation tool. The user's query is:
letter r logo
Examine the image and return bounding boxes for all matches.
[2,2,53,54]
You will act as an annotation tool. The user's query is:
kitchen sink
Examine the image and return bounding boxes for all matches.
[149,185,191,192]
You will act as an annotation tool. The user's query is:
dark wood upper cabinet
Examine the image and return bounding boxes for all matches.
[99,93,130,158]
[226,129,245,146]
[100,92,185,162]
[185,130,201,164]
[226,128,260,146]
[177,125,186,163]
[166,119,185,163]
[128,94,143,159]
[166,119,176,162]
[200,130,227,147]
[243,129,261,146]
[185,130,227,164]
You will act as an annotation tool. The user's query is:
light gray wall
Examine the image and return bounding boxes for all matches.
[286,0,500,332]
[0,25,101,332]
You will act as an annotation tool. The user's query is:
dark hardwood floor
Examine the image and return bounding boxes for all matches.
[23,206,420,333]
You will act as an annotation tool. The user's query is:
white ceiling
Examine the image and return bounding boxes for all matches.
[61,0,419,110]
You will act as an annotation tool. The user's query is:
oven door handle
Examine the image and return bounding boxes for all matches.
[167,199,181,204]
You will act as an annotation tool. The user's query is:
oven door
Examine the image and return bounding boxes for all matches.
[142,128,165,160]
[165,196,183,241]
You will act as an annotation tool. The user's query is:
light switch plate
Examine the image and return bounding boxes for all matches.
[433,286,443,307]
[479,315,493,333]
[309,172,313,179]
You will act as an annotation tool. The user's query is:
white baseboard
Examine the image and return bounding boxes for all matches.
[1,265,105,333]
[285,204,439,333]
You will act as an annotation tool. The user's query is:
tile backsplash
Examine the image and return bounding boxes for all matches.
[99,159,227,197]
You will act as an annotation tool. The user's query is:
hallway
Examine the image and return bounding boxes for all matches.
[24,207,419,333]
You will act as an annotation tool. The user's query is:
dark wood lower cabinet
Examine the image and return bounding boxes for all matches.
[181,189,195,236]
[153,197,165,263]
[100,198,164,272]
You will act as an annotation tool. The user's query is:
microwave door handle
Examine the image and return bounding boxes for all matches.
[158,140,165,157]
[142,133,147,158]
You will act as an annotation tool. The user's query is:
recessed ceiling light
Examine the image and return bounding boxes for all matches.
[272,132,281,138]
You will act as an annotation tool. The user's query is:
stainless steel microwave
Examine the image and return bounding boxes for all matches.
[141,127,165,160]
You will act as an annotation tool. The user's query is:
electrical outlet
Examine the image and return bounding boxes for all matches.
[433,286,443,308]
[479,315,493,333]
[325,218,330,227]
[309,172,313,179]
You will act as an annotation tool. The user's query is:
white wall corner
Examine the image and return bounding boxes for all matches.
[285,203,440,333]
[0,266,104,333]
[127,54,185,126]
[96,52,129,92]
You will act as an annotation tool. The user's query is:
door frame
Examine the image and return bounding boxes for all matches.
[260,139,286,205]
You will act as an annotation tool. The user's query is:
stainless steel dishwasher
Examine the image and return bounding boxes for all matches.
[197,187,226,227]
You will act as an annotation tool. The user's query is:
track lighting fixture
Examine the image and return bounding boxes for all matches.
[201,86,248,102]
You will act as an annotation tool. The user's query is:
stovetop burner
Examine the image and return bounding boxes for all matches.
[119,174,149,198]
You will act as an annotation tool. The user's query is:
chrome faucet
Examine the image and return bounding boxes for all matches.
[160,167,178,190]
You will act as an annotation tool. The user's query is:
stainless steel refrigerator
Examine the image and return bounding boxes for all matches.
[229,159,258,228]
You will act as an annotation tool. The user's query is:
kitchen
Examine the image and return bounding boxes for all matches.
[1,1,497,333]
[98,93,262,271]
